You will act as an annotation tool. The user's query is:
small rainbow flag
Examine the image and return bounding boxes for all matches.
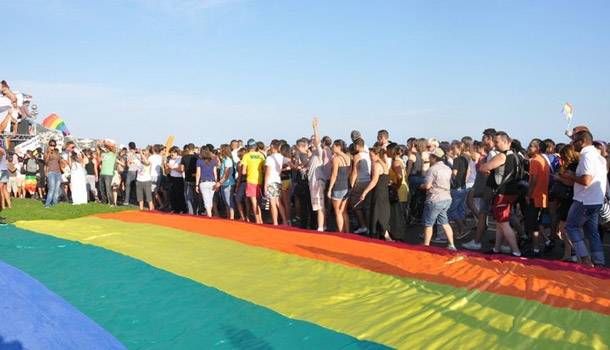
[562,102,574,121]
[42,113,70,136]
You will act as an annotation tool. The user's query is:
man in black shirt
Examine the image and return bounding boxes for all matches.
[479,131,522,257]
[180,143,199,215]
[448,141,469,239]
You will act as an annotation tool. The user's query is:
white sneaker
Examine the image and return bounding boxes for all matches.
[462,239,482,250]
[500,245,512,254]
[384,232,394,242]
[447,245,457,251]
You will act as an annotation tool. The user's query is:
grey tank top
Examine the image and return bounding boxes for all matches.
[356,152,371,182]
[333,156,350,191]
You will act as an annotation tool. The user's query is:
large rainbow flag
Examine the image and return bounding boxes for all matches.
[0,211,608,349]
[42,113,70,136]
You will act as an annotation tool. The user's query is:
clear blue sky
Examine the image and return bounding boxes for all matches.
[4,0,609,147]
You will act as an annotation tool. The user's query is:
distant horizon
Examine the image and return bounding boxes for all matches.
[4,1,608,146]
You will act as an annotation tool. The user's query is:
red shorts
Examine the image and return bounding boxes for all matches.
[492,194,517,223]
[246,183,262,198]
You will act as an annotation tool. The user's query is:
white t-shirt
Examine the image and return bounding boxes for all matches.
[137,160,152,182]
[265,153,284,184]
[168,156,183,178]
[308,142,324,183]
[231,149,240,164]
[466,159,477,187]
[148,154,162,179]
[574,145,608,205]
[230,149,240,179]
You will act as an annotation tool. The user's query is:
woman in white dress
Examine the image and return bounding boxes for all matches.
[70,151,88,205]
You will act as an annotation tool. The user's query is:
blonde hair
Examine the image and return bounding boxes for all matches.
[427,138,439,149]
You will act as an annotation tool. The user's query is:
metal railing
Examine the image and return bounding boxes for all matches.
[2,134,36,142]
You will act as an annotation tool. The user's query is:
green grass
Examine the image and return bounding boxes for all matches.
[1,198,134,223]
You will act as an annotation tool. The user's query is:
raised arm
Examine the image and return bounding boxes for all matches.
[141,153,150,166]
[312,117,320,147]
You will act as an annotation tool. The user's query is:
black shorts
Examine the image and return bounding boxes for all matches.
[525,204,544,232]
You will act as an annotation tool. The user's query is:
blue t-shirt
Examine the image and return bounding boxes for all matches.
[219,158,235,187]
[196,159,217,182]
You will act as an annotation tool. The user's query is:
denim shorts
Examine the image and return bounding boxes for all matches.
[423,199,452,227]
[448,188,468,221]
[0,170,9,183]
[331,188,349,201]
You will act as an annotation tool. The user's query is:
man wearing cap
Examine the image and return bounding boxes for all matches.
[240,138,265,224]
[420,147,457,251]
[562,126,607,266]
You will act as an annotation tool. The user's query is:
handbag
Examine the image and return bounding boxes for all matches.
[549,182,573,201]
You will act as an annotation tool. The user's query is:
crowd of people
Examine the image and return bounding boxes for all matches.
[0,107,608,267]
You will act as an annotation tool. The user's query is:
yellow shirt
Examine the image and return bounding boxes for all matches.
[240,151,265,185]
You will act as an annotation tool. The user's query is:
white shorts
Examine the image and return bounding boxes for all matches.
[309,179,326,211]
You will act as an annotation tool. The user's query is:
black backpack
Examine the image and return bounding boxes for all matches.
[489,150,525,190]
